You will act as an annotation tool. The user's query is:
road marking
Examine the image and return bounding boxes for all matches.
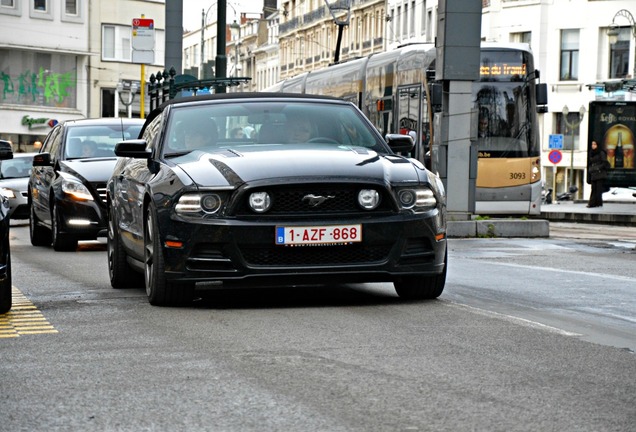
[0,287,58,338]
[447,301,582,337]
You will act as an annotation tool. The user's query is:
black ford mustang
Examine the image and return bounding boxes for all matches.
[108,93,447,306]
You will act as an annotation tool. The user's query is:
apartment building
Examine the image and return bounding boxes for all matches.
[0,0,165,152]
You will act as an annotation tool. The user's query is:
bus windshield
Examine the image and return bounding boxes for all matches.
[474,82,537,158]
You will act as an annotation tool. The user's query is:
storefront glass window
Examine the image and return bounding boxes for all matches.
[0,49,77,109]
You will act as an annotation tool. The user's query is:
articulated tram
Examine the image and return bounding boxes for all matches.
[266,42,547,215]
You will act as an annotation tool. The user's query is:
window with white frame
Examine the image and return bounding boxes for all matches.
[0,0,20,17]
[65,0,77,15]
[30,0,52,19]
[511,31,531,46]
[609,27,631,79]
[102,25,131,62]
[560,29,579,81]
[410,1,415,38]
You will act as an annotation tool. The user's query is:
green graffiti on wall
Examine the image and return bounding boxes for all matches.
[1,67,76,105]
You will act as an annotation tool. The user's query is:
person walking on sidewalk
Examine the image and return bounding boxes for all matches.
[587,140,610,208]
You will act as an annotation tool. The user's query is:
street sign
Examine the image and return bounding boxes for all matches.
[132,18,155,51]
[132,17,155,64]
[548,134,564,149]
[548,149,563,165]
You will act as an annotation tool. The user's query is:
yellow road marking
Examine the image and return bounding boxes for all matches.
[0,287,58,338]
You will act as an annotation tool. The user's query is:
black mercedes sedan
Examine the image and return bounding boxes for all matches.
[29,118,144,251]
[108,93,447,306]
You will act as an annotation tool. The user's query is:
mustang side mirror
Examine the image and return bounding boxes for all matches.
[386,134,415,154]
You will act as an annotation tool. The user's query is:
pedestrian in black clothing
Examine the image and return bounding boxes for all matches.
[587,140,609,208]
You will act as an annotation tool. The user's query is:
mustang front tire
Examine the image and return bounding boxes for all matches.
[144,203,193,306]
[394,250,447,300]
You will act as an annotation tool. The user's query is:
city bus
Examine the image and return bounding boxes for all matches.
[265,42,547,215]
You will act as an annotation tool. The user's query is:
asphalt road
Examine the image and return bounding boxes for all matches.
[2,222,635,432]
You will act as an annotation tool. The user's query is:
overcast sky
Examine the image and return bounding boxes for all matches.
[182,0,265,32]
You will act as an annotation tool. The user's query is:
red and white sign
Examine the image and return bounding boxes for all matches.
[132,18,155,51]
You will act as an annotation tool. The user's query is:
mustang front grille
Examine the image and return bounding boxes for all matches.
[233,185,394,216]
[240,244,391,267]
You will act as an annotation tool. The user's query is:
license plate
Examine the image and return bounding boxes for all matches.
[276,224,362,245]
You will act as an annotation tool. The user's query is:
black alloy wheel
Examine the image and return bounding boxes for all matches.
[144,203,193,306]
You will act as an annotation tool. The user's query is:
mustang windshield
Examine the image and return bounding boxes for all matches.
[163,101,384,155]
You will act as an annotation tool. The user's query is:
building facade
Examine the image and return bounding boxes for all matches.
[0,0,165,153]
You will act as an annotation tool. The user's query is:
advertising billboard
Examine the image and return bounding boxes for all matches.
[588,101,636,187]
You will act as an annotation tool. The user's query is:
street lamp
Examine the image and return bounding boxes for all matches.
[200,5,214,79]
[562,105,586,195]
[200,1,238,80]
[229,20,240,79]
[607,9,636,77]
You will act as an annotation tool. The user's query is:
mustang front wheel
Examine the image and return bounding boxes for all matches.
[394,250,447,300]
[144,204,193,306]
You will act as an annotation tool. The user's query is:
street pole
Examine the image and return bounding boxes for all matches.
[215,0,228,93]
[200,8,205,79]
[562,105,586,196]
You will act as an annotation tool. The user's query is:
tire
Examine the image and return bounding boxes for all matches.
[394,250,447,300]
[0,248,11,314]
[30,204,51,247]
[108,207,143,289]
[52,201,77,252]
[144,203,193,306]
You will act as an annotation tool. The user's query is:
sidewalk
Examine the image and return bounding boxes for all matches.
[447,201,636,238]
[540,201,636,226]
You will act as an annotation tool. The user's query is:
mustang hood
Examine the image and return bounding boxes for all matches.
[178,147,424,188]
[61,158,118,182]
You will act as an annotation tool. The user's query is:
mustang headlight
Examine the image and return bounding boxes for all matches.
[249,191,272,213]
[396,187,437,212]
[62,178,93,201]
[176,193,223,214]
[358,189,380,210]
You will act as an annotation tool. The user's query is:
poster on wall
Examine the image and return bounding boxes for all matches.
[588,101,636,187]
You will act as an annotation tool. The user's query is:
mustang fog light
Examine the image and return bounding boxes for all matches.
[249,191,272,213]
[358,189,380,210]
[201,194,222,213]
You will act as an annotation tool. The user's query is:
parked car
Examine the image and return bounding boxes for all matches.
[29,118,144,251]
[0,152,36,219]
[603,187,636,203]
[0,140,14,313]
[108,93,448,306]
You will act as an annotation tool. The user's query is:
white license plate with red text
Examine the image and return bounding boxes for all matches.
[275,224,362,245]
